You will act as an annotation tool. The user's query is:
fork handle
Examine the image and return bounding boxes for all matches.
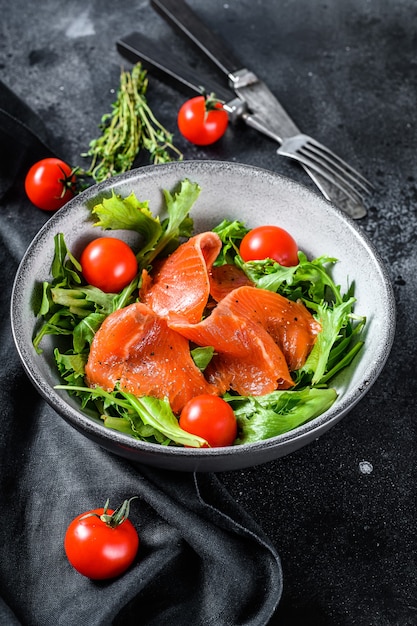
[151,0,243,77]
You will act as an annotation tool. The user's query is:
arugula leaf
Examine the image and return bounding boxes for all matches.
[51,286,114,315]
[225,387,337,444]
[191,346,215,371]
[55,349,87,383]
[51,233,82,288]
[73,313,107,352]
[321,314,365,383]
[155,179,200,258]
[211,219,249,265]
[54,384,208,447]
[38,281,54,317]
[33,310,78,353]
[300,298,364,384]
[236,252,343,305]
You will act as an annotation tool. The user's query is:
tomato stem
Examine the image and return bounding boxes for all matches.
[57,165,77,199]
[82,496,138,528]
[203,91,225,112]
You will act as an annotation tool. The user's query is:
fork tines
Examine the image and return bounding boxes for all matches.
[278,134,374,204]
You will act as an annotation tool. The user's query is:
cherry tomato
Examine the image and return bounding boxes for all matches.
[177,93,228,146]
[80,237,138,293]
[64,498,139,580]
[25,157,76,211]
[239,225,299,267]
[179,395,237,447]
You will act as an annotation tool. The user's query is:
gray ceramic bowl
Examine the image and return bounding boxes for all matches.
[11,161,395,472]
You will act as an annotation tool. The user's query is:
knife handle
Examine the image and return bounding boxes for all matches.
[151,0,243,77]
[117,32,233,102]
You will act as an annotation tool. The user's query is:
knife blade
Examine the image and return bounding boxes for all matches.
[149,0,367,219]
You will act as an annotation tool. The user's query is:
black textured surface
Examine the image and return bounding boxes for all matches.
[1,1,416,624]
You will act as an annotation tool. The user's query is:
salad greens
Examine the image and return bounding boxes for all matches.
[34,179,366,448]
[226,388,337,444]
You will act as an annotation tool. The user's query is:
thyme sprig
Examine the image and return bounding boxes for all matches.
[82,64,182,183]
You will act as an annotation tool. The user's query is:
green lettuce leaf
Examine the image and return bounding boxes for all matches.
[92,190,162,261]
[54,349,88,383]
[91,178,199,269]
[191,346,215,371]
[54,384,208,447]
[119,392,207,447]
[300,298,363,384]
[103,414,169,442]
[211,219,249,265]
[236,251,343,305]
[225,387,337,444]
[154,178,199,258]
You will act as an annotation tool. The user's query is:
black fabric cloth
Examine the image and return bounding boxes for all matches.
[0,82,282,625]
[0,79,54,200]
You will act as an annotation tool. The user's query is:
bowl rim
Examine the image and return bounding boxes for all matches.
[10,160,396,470]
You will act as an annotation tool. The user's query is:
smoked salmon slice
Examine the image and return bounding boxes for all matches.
[223,285,321,371]
[169,286,320,395]
[209,264,254,302]
[85,302,219,414]
[140,231,222,323]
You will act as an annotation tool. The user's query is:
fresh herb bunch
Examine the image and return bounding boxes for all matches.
[82,63,183,183]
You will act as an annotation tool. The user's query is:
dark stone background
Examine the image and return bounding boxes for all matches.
[1,1,416,624]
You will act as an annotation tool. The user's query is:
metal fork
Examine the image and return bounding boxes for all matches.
[232,104,372,218]
[277,133,374,206]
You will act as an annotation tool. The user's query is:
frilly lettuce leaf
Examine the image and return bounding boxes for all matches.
[225,387,337,444]
[211,219,249,265]
[91,178,199,268]
[92,190,162,260]
[54,384,208,448]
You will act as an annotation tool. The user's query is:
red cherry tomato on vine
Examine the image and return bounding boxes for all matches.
[64,498,139,580]
[25,157,76,211]
[80,237,138,293]
[239,225,299,267]
[177,94,228,146]
[179,395,237,447]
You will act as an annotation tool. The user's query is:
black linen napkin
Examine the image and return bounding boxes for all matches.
[0,82,282,625]
[0,79,55,200]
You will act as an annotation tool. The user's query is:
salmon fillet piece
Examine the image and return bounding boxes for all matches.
[169,286,320,395]
[85,302,219,414]
[209,264,254,302]
[140,231,222,323]
[224,286,321,371]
